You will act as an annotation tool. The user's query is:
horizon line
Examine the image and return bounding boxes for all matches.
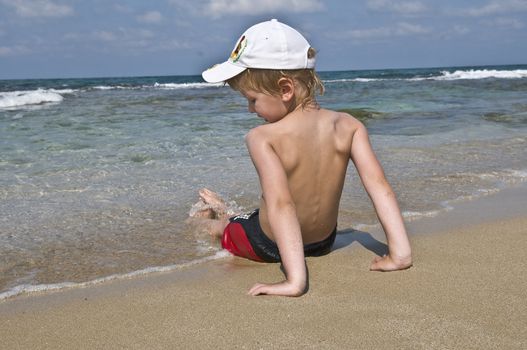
[1,63,526,82]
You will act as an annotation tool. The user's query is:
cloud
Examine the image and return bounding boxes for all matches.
[451,25,470,35]
[94,31,117,42]
[92,28,155,44]
[342,22,430,40]
[463,0,527,17]
[0,45,30,56]
[168,0,200,13]
[203,0,324,18]
[137,11,163,24]
[62,28,177,54]
[484,17,525,29]
[0,0,73,18]
[367,0,427,15]
[113,4,133,14]
[84,28,181,53]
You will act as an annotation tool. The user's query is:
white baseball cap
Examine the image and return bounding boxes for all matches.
[202,19,316,83]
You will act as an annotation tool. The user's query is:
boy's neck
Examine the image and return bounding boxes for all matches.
[289,100,319,114]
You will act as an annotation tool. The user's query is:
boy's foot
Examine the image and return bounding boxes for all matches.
[198,188,228,218]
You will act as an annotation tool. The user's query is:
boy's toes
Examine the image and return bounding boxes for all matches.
[198,188,213,202]
[198,188,209,198]
[199,188,225,206]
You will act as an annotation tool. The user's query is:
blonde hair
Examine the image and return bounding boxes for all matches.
[226,48,325,108]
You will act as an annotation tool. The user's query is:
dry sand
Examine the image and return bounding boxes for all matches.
[1,189,526,349]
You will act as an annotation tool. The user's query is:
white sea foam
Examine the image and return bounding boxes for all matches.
[399,168,527,222]
[93,85,120,90]
[0,250,231,302]
[508,169,527,181]
[434,69,527,80]
[323,69,527,84]
[0,82,220,102]
[402,209,444,221]
[152,82,223,89]
[352,222,381,232]
[0,89,73,109]
[324,78,356,83]
[89,82,222,91]
[356,170,524,228]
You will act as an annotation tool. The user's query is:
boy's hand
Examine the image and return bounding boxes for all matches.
[370,254,412,272]
[248,280,305,297]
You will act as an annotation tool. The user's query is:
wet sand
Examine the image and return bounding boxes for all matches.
[0,188,526,349]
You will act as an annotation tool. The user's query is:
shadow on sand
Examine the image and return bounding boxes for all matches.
[333,228,388,257]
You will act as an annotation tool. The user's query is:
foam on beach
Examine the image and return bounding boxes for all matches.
[0,250,231,301]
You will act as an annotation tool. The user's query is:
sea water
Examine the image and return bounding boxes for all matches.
[1,65,526,299]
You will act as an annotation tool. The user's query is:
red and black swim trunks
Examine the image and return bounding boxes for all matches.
[221,209,337,263]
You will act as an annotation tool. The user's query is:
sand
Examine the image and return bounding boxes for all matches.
[1,188,526,349]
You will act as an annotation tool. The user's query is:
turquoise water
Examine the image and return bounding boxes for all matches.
[1,65,526,298]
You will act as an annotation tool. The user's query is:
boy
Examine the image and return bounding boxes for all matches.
[196,19,412,297]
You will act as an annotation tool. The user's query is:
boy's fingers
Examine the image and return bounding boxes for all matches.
[371,256,412,272]
[371,254,385,264]
[248,283,266,296]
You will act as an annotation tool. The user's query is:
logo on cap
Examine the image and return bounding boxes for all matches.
[230,35,247,63]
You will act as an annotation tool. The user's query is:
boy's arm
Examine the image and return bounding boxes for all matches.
[245,128,306,297]
[350,122,412,271]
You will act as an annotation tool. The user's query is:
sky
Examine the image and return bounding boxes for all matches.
[0,0,526,79]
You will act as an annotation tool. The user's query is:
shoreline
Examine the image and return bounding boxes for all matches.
[1,183,525,302]
[2,66,526,306]
[0,184,526,348]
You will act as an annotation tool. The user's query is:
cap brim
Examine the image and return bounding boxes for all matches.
[202,61,246,83]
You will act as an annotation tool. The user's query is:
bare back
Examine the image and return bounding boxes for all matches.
[255,108,360,244]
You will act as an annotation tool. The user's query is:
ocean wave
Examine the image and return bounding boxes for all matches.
[323,69,527,83]
[0,250,231,301]
[0,88,74,109]
[152,82,223,89]
[92,85,129,90]
[89,82,223,91]
[433,69,527,81]
[324,78,361,83]
[0,82,223,103]
[324,78,386,84]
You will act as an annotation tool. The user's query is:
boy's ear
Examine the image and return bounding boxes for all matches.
[277,77,294,102]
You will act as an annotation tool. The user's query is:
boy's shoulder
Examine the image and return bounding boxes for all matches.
[245,108,365,147]
[329,108,365,128]
[312,108,367,137]
[255,108,362,131]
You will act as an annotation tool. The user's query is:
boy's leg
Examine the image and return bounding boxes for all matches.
[200,217,230,239]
